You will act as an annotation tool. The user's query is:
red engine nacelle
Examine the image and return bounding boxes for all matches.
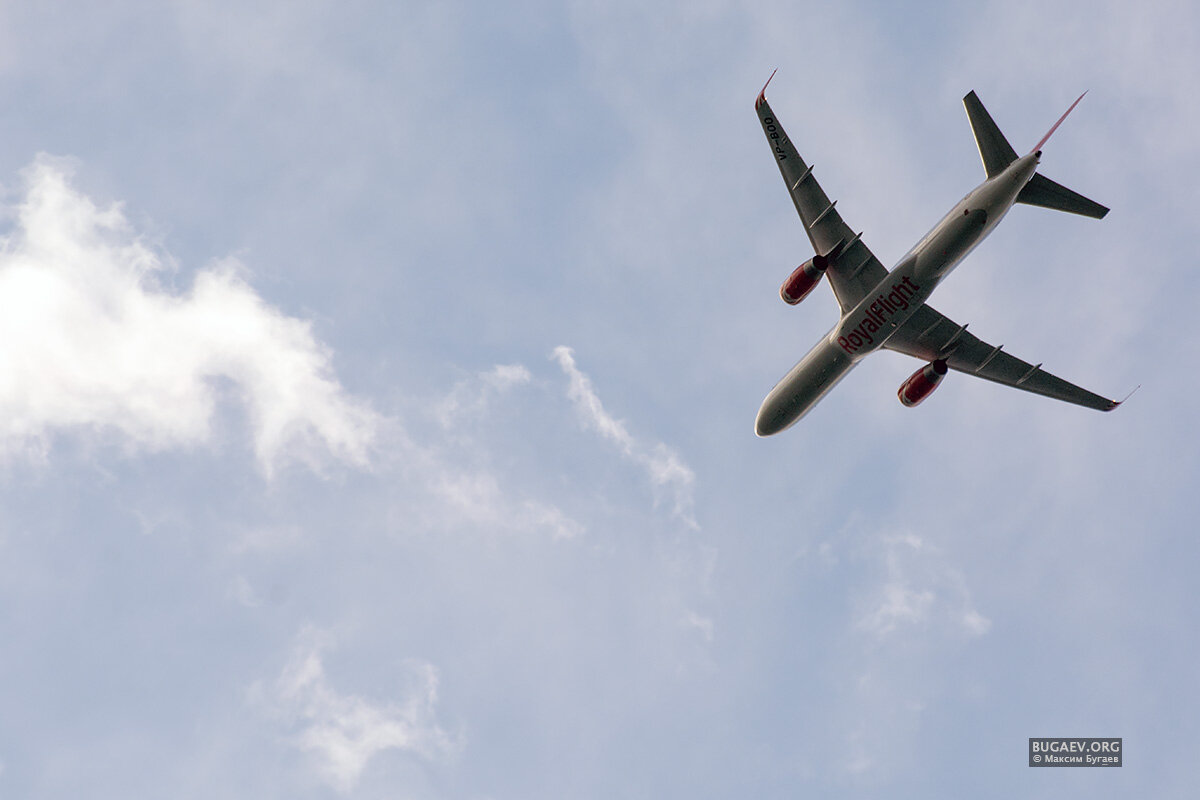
[898,359,948,407]
[779,254,829,305]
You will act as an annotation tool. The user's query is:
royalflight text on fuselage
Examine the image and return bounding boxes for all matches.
[837,276,922,354]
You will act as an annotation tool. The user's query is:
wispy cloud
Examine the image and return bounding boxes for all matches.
[858,580,935,638]
[387,361,586,540]
[436,363,532,429]
[0,156,377,474]
[819,528,993,780]
[259,630,457,793]
[682,609,714,644]
[552,346,697,528]
[427,465,584,540]
[856,532,990,640]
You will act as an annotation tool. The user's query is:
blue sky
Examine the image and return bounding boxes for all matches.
[0,1,1195,797]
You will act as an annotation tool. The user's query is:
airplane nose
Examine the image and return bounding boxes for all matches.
[754,406,771,437]
[755,416,780,437]
[754,394,787,437]
[754,414,776,438]
[754,337,855,437]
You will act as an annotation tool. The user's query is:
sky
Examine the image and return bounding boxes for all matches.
[0,0,1195,797]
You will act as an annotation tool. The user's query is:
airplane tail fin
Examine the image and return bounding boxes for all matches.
[964,90,1109,219]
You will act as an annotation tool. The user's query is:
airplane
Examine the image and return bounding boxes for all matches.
[753,73,1122,436]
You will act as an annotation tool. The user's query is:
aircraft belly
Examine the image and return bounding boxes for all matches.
[913,207,989,281]
[755,338,855,436]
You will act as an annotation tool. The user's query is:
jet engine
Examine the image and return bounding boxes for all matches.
[898,359,948,407]
[779,254,829,305]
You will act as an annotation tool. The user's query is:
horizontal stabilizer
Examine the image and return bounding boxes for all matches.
[1016,173,1109,219]
[964,91,1018,178]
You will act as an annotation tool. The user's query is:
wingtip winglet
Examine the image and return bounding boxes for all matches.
[756,68,777,109]
[1105,384,1140,411]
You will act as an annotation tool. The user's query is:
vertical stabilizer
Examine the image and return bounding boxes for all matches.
[963,91,1018,179]
[1031,91,1088,154]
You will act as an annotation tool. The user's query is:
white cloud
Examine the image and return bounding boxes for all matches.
[261,630,457,793]
[960,608,991,637]
[552,346,697,527]
[0,156,377,474]
[226,524,307,555]
[858,581,935,637]
[227,574,262,608]
[428,466,584,540]
[856,533,989,640]
[682,610,714,644]
[436,363,532,428]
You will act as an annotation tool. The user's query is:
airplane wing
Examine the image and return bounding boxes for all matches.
[756,81,888,313]
[884,303,1120,411]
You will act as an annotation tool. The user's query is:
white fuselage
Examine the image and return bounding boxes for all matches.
[755,153,1040,436]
